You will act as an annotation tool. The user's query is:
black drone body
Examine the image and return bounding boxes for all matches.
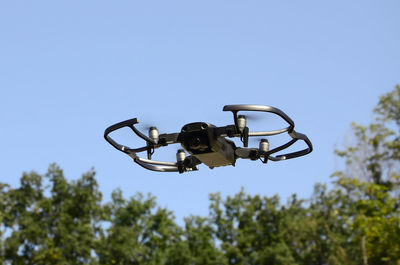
[104,105,313,173]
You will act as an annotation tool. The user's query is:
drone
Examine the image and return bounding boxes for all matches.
[104,104,312,173]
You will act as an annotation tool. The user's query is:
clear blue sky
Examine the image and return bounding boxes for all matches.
[1,1,399,223]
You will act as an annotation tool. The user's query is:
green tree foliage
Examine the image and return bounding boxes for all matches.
[209,191,297,264]
[1,86,399,264]
[97,189,181,264]
[333,85,400,264]
[1,164,102,264]
[336,85,400,186]
[2,166,398,264]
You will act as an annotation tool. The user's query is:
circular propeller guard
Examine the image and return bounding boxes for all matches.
[104,104,313,173]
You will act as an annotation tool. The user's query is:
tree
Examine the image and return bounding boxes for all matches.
[336,85,400,186]
[97,189,182,265]
[333,85,400,264]
[209,190,298,265]
[0,164,103,264]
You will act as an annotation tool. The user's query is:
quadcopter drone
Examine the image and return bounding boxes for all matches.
[104,104,312,173]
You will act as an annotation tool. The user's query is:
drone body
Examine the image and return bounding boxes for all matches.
[178,122,236,168]
[104,105,312,173]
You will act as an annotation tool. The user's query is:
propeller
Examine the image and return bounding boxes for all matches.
[248,136,270,147]
[248,131,293,151]
[240,113,265,121]
[135,120,162,144]
[136,121,155,132]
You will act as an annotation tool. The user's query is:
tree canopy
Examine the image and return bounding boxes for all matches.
[1,86,400,265]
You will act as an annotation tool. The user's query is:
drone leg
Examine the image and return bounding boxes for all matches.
[146,144,154,160]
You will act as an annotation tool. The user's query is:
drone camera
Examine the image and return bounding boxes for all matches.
[178,122,236,168]
[179,123,211,153]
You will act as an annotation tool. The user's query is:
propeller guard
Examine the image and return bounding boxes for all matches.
[104,105,313,173]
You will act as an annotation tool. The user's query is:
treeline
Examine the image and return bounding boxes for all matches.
[1,86,400,265]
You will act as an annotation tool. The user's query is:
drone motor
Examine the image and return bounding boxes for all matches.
[237,115,246,132]
[259,139,269,153]
[148,127,159,143]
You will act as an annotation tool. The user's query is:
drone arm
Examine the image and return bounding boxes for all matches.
[235,147,258,159]
[158,133,180,145]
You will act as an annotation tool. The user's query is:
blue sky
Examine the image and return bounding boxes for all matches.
[1,1,399,223]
